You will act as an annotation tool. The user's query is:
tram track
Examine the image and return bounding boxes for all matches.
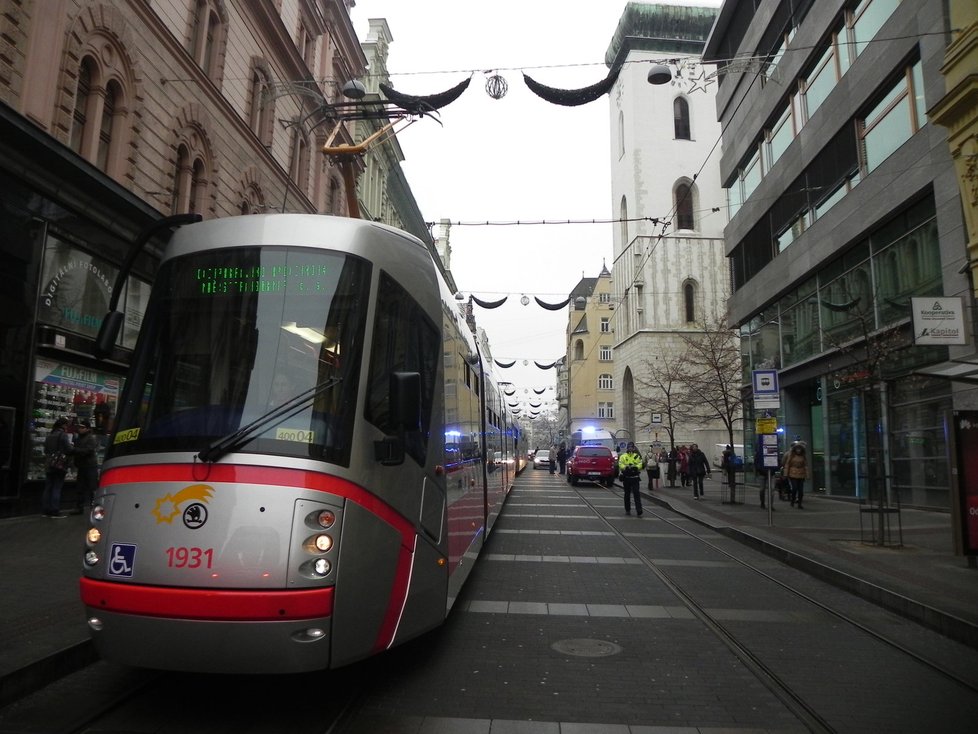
[572,480,978,732]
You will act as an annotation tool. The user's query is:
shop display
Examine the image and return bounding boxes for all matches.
[28,360,119,482]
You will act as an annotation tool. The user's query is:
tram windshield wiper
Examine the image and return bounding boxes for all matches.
[197,377,342,463]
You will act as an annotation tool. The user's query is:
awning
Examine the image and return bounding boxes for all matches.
[912,357,978,385]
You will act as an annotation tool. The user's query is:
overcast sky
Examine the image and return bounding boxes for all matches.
[350,1,722,409]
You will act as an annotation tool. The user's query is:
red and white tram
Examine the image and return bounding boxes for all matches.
[80,214,524,673]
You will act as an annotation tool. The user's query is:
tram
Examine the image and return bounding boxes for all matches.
[79,214,524,673]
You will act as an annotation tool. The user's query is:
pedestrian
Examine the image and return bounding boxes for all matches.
[548,444,557,474]
[557,442,568,475]
[644,445,661,490]
[618,442,644,516]
[679,446,690,487]
[41,417,73,518]
[666,447,678,487]
[721,444,737,503]
[687,443,710,500]
[72,419,99,514]
[782,442,810,509]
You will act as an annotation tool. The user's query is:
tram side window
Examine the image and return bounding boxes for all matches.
[365,272,438,464]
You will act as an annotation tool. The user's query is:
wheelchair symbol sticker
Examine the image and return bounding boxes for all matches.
[108,543,136,577]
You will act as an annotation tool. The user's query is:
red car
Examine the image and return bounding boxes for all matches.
[567,445,616,487]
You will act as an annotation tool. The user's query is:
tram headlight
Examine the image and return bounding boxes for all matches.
[298,558,332,578]
[84,550,100,567]
[91,504,106,522]
[86,527,101,546]
[303,533,333,554]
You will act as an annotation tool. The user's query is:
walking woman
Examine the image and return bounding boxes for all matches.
[782,442,810,509]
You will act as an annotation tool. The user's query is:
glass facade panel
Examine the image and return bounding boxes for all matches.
[743,149,762,201]
[852,0,901,57]
[863,92,911,173]
[804,47,836,119]
[819,259,873,345]
[769,105,793,167]
[38,234,118,340]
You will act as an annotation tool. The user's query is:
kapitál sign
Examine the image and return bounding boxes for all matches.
[912,297,966,345]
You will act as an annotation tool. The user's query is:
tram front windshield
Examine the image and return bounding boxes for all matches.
[108,246,370,466]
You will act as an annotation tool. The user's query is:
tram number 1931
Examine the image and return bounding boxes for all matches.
[166,546,214,569]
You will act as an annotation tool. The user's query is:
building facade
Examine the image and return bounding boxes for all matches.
[0,1,423,515]
[605,3,734,450]
[560,266,618,438]
[704,0,972,509]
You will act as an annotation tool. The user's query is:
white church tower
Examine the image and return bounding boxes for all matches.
[606,3,730,447]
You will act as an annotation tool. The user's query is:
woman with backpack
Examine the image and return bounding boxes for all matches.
[42,417,73,518]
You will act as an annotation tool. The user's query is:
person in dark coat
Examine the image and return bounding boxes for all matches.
[42,417,73,518]
[687,443,711,500]
[721,444,737,503]
[556,443,568,475]
[72,419,100,514]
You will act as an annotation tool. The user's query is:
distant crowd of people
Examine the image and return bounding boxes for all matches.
[539,438,811,514]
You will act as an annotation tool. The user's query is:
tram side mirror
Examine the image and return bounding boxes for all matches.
[374,371,422,466]
[93,311,125,359]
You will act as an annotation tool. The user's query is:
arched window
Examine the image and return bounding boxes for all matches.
[574,339,584,361]
[598,374,614,390]
[191,0,228,84]
[68,53,130,176]
[249,64,273,145]
[620,195,628,246]
[684,282,696,323]
[618,110,625,157]
[674,97,691,140]
[173,144,209,215]
[290,129,309,188]
[675,183,694,230]
[70,58,94,155]
[96,80,121,171]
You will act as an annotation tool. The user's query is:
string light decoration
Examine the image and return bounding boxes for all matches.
[485,72,508,100]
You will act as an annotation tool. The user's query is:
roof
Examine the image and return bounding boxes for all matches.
[605,2,719,69]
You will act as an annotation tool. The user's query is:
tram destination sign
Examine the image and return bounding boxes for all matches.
[912,297,966,345]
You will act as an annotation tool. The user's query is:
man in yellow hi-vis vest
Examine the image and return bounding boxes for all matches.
[618,442,645,516]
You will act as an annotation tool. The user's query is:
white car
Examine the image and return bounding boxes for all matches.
[532,450,551,469]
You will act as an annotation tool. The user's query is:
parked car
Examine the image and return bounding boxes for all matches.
[566,445,616,486]
[532,449,551,469]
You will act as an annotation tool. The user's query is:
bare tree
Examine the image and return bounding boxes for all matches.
[633,351,693,450]
[677,313,744,448]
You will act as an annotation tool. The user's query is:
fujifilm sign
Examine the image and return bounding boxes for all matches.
[911,297,966,345]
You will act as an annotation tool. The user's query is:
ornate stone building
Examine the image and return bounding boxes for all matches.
[0,1,422,514]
